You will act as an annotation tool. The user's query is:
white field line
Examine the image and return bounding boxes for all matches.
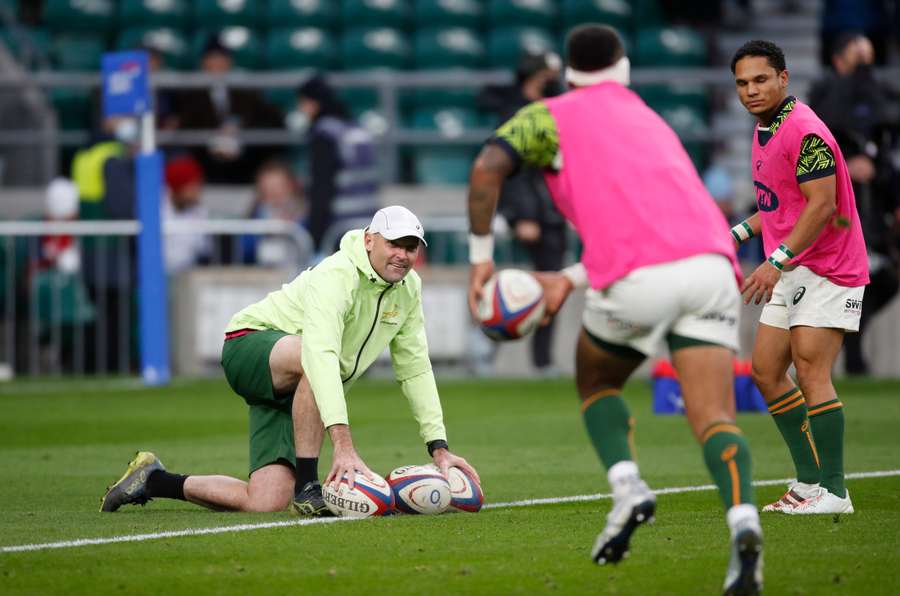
[3,469,897,554]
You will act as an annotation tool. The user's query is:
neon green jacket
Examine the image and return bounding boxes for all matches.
[226,230,446,443]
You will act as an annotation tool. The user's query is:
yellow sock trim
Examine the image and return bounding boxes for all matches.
[701,422,741,444]
[808,401,843,417]
[770,396,805,415]
[767,388,802,412]
[580,389,620,413]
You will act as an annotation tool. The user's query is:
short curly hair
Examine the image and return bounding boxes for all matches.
[730,40,786,73]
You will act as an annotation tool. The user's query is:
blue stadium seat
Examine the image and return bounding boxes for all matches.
[340,27,411,70]
[560,0,632,32]
[117,28,191,70]
[119,0,189,28]
[193,0,261,28]
[266,27,338,70]
[414,27,485,69]
[342,0,411,29]
[487,0,558,28]
[52,35,105,70]
[408,107,480,184]
[266,0,338,28]
[634,27,707,67]
[44,0,116,32]
[193,27,263,69]
[487,27,557,67]
[413,0,484,29]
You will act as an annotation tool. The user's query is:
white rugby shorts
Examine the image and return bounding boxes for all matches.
[582,254,741,356]
[759,265,865,332]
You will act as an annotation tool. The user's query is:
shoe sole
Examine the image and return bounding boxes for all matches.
[592,499,656,565]
[723,529,762,596]
[290,502,333,518]
[99,452,160,513]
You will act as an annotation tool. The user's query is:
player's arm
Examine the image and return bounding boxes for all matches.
[299,269,373,488]
[389,291,480,483]
[730,211,761,247]
[468,101,560,317]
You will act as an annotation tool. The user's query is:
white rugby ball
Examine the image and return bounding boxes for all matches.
[322,472,394,518]
[427,464,484,512]
[478,269,545,340]
[387,465,452,515]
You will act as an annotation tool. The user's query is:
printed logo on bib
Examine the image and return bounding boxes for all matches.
[844,298,862,314]
[792,287,806,305]
[754,180,780,212]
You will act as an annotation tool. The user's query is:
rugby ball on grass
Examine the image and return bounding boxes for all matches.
[427,464,484,512]
[478,269,545,340]
[387,465,452,514]
[322,472,394,518]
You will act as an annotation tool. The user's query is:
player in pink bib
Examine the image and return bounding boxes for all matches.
[731,40,869,516]
[466,25,762,594]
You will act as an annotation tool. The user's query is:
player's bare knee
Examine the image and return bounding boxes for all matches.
[750,363,776,391]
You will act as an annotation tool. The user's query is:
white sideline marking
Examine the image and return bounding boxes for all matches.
[3,469,898,554]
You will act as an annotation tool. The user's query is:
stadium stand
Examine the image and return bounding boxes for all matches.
[0,0,723,183]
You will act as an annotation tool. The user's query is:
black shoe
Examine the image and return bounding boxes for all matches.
[99,451,165,512]
[290,481,333,517]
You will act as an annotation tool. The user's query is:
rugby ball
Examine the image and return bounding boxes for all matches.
[322,472,394,518]
[387,465,452,515]
[427,464,484,512]
[478,269,545,340]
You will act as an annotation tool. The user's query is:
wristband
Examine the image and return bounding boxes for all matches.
[730,221,754,244]
[427,439,449,457]
[468,233,494,264]
[561,262,589,289]
[767,243,794,271]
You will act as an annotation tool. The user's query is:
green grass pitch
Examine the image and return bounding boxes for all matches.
[1,376,898,595]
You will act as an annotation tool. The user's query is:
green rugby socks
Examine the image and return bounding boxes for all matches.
[701,423,754,509]
[808,399,846,498]
[767,387,820,484]
[581,390,634,469]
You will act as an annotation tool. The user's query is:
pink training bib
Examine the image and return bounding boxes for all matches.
[751,100,868,287]
[543,82,740,289]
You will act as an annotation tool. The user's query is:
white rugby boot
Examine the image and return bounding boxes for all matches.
[761,481,820,513]
[591,461,657,565]
[723,504,764,596]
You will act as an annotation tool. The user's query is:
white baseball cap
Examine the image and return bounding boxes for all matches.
[368,205,427,246]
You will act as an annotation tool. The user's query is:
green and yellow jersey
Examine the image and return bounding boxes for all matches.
[757,96,836,183]
[489,101,561,170]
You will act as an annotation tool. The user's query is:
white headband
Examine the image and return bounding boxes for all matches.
[565,56,631,87]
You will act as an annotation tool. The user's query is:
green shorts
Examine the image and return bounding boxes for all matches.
[221,329,295,475]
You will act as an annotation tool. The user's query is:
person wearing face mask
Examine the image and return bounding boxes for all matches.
[100,206,479,520]
[477,50,568,376]
[70,115,141,373]
[809,33,900,376]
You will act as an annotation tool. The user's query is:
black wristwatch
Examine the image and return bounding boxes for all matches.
[427,439,449,457]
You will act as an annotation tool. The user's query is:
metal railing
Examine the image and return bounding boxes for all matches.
[0,218,314,378]
[7,66,899,184]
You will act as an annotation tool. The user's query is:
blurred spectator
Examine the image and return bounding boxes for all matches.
[478,51,567,376]
[703,158,737,222]
[163,155,210,274]
[821,0,893,65]
[241,160,309,266]
[72,116,140,373]
[40,178,81,274]
[296,74,380,253]
[175,36,284,183]
[810,33,900,375]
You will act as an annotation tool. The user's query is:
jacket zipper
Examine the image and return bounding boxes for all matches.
[341,285,391,383]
